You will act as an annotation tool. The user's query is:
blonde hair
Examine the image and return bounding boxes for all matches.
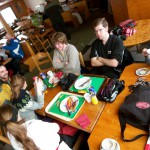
[11,74,26,99]
[0,105,39,150]
[51,32,68,45]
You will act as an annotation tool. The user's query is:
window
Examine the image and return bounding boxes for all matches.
[0,22,3,29]
[1,7,17,26]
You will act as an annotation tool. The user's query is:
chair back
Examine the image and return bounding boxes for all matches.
[79,52,85,67]
[61,11,79,28]
[28,34,43,53]
[25,41,53,72]
[36,35,52,52]
[0,128,11,145]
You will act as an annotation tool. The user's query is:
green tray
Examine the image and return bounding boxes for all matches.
[45,92,85,121]
[69,75,106,94]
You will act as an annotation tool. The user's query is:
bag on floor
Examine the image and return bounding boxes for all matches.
[97,78,125,102]
[119,85,150,142]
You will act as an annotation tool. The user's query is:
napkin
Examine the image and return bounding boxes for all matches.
[76,114,91,129]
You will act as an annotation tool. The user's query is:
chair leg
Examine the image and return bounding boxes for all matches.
[72,132,84,150]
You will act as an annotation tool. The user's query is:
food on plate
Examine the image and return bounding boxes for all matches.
[66,97,78,112]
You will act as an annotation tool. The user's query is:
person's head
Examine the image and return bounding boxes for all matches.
[0,104,38,150]
[0,65,9,82]
[51,32,68,51]
[93,18,109,40]
[11,74,27,100]
[5,33,13,41]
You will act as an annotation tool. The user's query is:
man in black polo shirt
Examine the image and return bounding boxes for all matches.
[90,18,124,78]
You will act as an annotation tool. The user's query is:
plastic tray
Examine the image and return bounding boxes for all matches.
[45,92,85,121]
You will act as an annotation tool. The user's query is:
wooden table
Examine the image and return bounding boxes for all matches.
[2,58,12,65]
[35,81,106,133]
[123,19,150,49]
[88,63,149,150]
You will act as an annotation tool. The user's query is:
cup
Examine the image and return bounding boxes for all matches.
[101,138,115,150]
[84,93,91,103]
[47,70,54,78]
[91,94,98,105]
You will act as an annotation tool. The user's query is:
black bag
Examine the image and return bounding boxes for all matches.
[59,73,78,91]
[121,47,134,70]
[119,85,150,142]
[97,78,125,102]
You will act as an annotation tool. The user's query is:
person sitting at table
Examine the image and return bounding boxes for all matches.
[0,104,71,150]
[44,0,71,40]
[0,33,24,75]
[59,0,83,24]
[0,65,12,106]
[52,32,81,75]
[142,48,150,56]
[90,18,124,78]
[11,74,44,121]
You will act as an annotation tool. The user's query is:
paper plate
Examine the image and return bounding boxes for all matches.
[60,96,79,112]
[100,138,120,150]
[135,68,150,76]
[74,77,91,90]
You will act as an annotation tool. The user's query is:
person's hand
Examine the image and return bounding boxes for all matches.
[142,48,148,56]
[34,77,44,95]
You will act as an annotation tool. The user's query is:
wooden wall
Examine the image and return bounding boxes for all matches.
[110,0,150,25]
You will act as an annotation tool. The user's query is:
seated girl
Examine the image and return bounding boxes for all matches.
[11,74,44,121]
[0,104,71,150]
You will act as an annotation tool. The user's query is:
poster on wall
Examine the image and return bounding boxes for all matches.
[14,1,23,13]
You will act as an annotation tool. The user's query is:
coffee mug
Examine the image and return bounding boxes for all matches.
[101,138,115,150]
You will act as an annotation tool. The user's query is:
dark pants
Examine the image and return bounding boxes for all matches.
[6,58,21,75]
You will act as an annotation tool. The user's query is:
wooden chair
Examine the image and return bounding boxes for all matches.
[61,11,80,28]
[24,41,53,73]
[36,35,52,52]
[79,52,85,67]
[28,34,43,53]
[72,132,84,150]
[0,128,11,145]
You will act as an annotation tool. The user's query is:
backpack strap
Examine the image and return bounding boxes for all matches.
[119,111,148,142]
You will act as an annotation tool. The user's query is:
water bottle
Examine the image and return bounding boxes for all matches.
[40,73,53,88]
[33,76,47,93]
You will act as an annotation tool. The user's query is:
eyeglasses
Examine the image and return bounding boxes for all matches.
[94,28,105,33]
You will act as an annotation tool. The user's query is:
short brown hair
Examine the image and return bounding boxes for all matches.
[93,18,108,28]
[51,32,68,45]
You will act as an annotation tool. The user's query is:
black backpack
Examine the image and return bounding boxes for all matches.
[119,85,150,142]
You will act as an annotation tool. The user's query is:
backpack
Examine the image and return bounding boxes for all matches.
[119,85,150,142]
[97,78,125,102]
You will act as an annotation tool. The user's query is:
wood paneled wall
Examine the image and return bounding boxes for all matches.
[110,0,150,25]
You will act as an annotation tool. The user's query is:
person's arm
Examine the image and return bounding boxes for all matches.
[91,57,118,67]
[52,50,66,69]
[64,45,79,70]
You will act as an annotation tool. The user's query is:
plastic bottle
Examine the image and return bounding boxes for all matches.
[91,94,98,105]
[40,73,53,88]
[33,76,47,92]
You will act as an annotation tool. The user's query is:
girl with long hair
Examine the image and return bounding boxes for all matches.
[0,104,71,150]
[11,74,44,121]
